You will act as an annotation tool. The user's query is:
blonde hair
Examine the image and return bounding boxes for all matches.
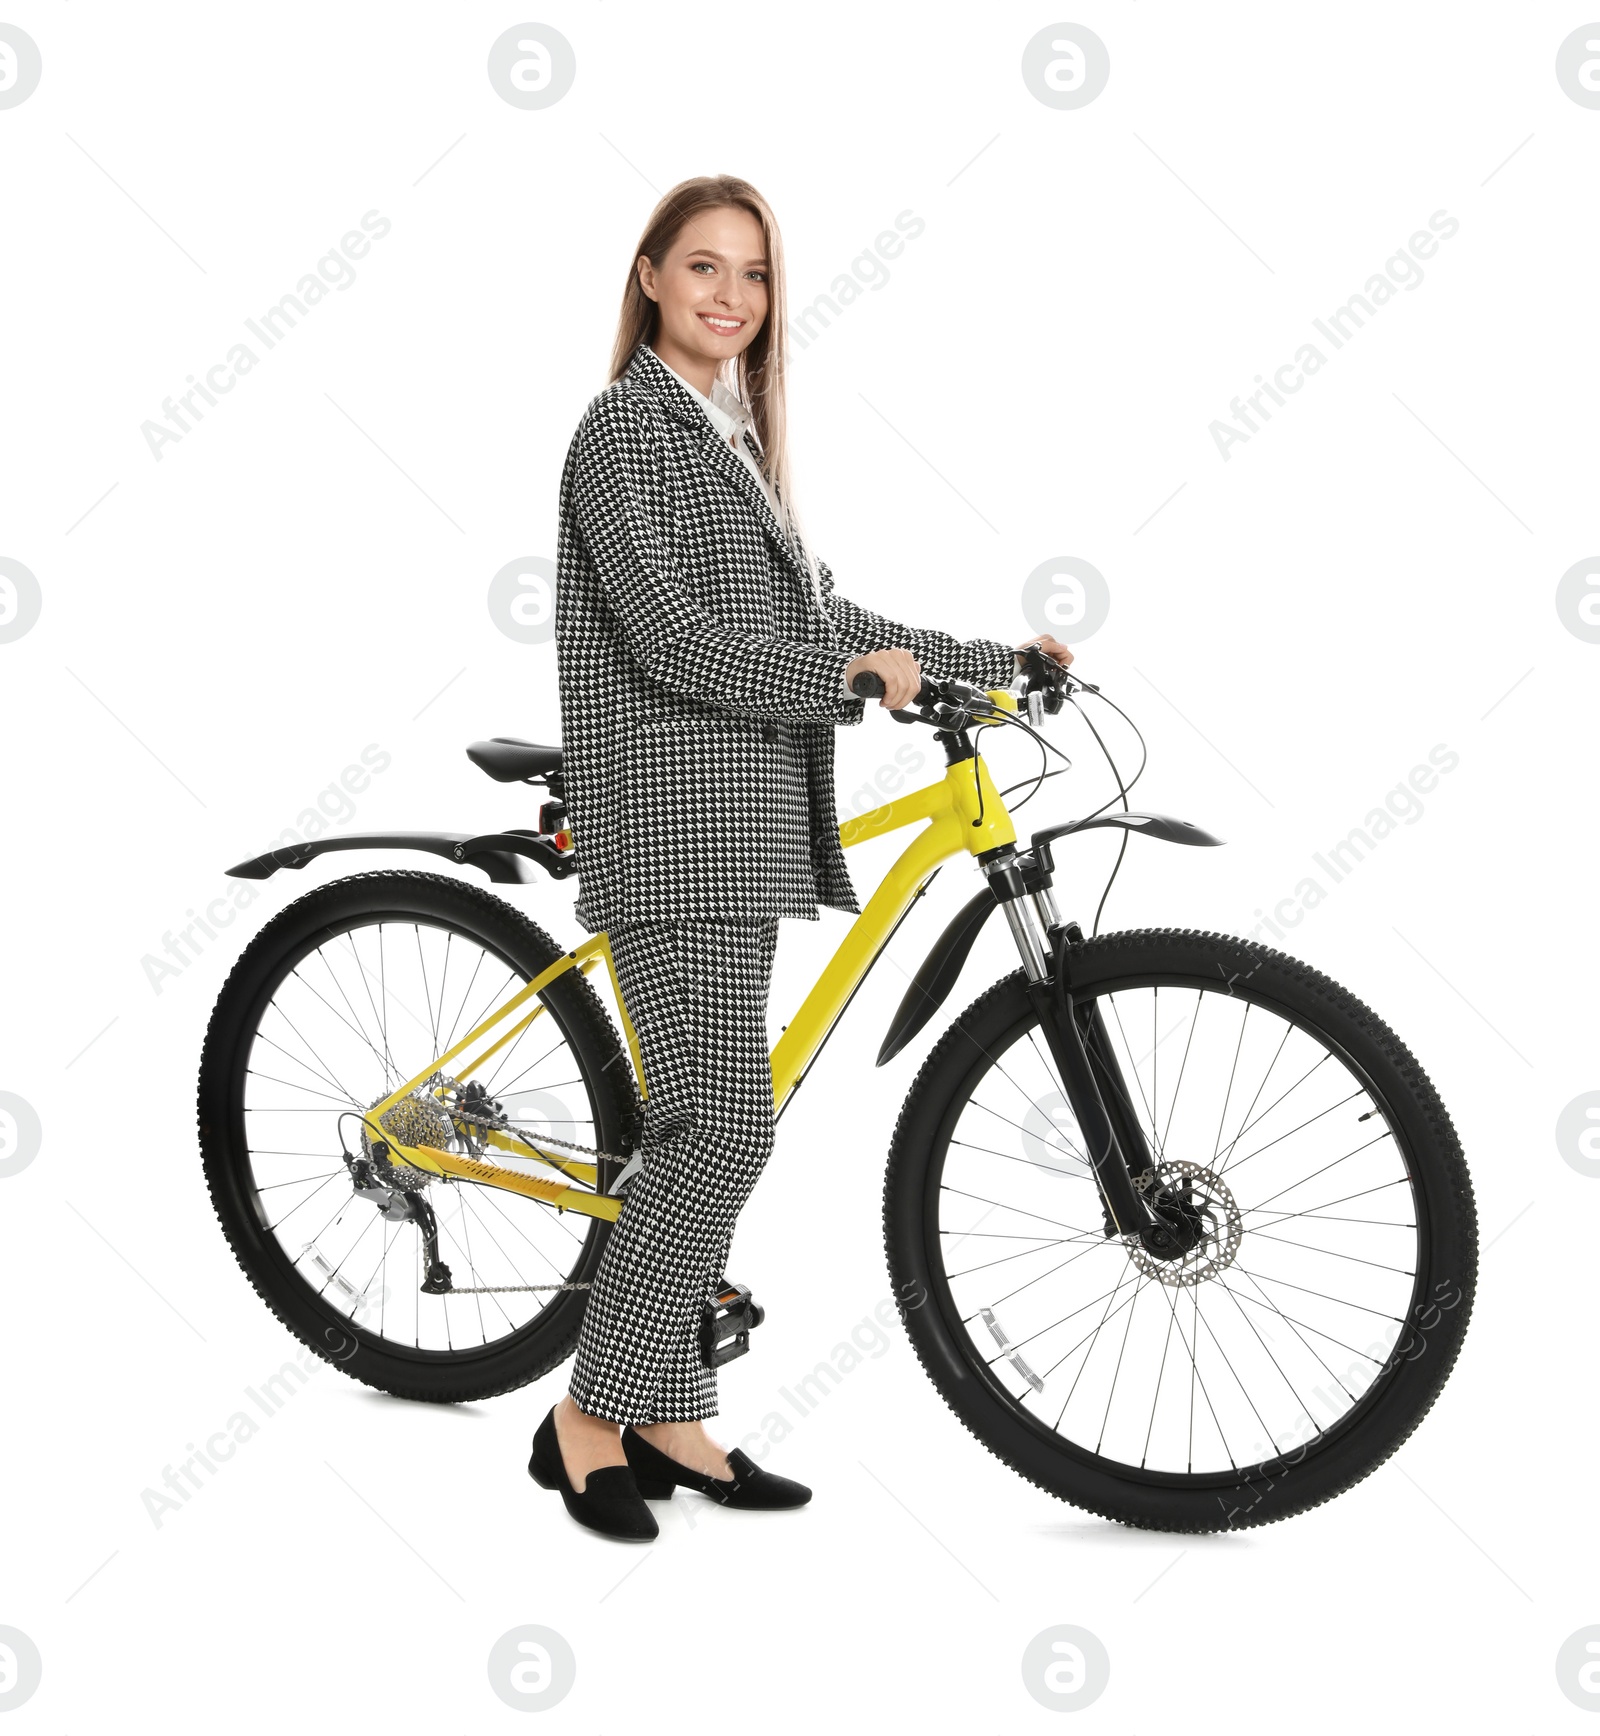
[609,174,828,619]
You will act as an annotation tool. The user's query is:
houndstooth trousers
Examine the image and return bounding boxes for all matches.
[566,915,780,1424]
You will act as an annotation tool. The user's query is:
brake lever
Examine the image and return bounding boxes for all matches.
[1018,643,1093,713]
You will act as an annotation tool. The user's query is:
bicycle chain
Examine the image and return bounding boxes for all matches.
[444,1280,592,1293]
[437,1086,629,1170]
[492,1125,626,1166]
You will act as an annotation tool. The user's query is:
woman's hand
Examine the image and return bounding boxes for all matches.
[1015,634,1075,668]
[844,648,923,709]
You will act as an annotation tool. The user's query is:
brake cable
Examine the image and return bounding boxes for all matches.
[944,670,1149,932]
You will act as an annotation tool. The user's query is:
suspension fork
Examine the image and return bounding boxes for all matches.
[983,853,1158,1238]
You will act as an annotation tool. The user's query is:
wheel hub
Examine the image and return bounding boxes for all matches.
[1125,1161,1243,1288]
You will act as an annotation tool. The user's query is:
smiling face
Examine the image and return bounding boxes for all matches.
[636,203,770,396]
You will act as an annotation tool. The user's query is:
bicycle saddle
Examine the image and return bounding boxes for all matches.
[466,737,564,783]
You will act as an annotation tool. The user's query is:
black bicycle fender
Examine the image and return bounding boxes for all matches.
[877,887,996,1067]
[876,810,1223,1067]
[224,829,576,886]
[1032,811,1224,868]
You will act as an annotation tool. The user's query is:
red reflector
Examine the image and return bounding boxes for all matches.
[554,829,573,851]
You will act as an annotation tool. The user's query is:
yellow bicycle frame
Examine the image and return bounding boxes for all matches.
[361,690,1022,1223]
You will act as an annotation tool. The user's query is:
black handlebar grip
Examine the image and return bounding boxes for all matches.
[849,669,887,699]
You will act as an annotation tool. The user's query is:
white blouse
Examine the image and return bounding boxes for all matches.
[654,351,779,516]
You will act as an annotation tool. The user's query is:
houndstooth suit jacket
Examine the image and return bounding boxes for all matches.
[554,341,1017,931]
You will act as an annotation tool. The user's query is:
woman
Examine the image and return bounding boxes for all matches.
[530,175,1072,1540]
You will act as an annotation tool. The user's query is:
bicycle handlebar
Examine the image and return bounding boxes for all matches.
[849,667,949,716]
[849,645,1080,719]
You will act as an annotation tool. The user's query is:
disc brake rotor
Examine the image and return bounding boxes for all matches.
[1124,1160,1243,1288]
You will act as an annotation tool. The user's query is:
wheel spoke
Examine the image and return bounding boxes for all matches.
[254,1011,362,1108]
[255,1167,345,1192]
[441,947,488,1061]
[1227,1261,1403,1322]
[940,1184,1102,1239]
[295,954,396,1086]
[1095,1268,1149,1452]
[1212,1281,1391,1363]
[265,1169,347,1233]
[485,1032,565,1099]
[946,1235,1098,1282]
[1243,1131,1397,1215]
[1246,1229,1417,1276]
[1060,1262,1144,1428]
[1214,1054,1337,1179]
[949,1133,1092,1180]
[1158,990,1203,1160]
[1210,1024,1296,1175]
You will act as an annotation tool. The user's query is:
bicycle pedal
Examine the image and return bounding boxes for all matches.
[699,1278,764,1368]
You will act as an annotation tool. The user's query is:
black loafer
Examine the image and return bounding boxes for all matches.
[621,1427,812,1509]
[529,1406,659,1541]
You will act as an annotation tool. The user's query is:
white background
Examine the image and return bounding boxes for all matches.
[2,1,1596,1727]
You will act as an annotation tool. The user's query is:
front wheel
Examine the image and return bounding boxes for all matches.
[883,928,1476,1532]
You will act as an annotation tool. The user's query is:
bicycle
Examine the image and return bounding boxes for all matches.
[196,649,1476,1531]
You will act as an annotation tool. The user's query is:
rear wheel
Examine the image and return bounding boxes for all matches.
[883,928,1476,1531]
[197,871,638,1402]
